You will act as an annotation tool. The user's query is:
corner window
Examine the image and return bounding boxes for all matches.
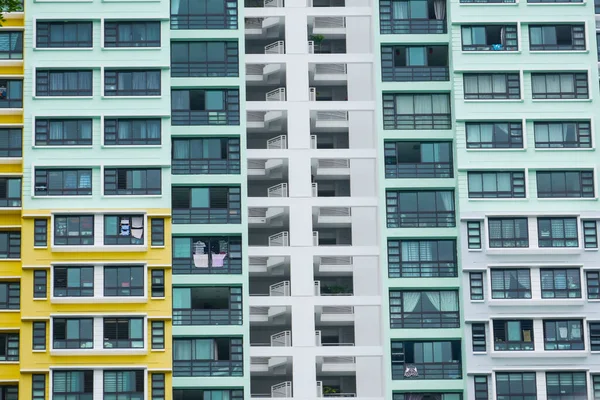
[35,70,93,97]
[537,217,578,248]
[35,118,92,146]
[53,266,94,297]
[36,21,92,48]
[104,21,160,47]
[540,268,581,298]
[104,265,144,297]
[104,168,162,195]
[52,318,93,349]
[104,70,161,96]
[491,269,531,299]
[103,317,144,348]
[34,169,92,196]
[104,215,145,245]
[104,118,161,146]
[488,218,529,248]
[543,319,584,350]
[53,215,94,246]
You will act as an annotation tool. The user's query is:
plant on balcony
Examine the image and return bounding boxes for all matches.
[309,34,325,52]
[321,284,351,294]
[323,386,340,396]
[0,0,21,21]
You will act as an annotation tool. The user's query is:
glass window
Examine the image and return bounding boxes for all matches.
[172,137,241,175]
[389,290,460,329]
[495,372,536,400]
[583,220,598,249]
[104,21,161,47]
[36,21,92,48]
[529,25,585,51]
[0,128,22,157]
[382,93,452,130]
[488,218,529,248]
[0,79,23,108]
[540,269,581,298]
[103,265,144,297]
[52,371,94,398]
[0,31,22,59]
[104,118,161,146]
[467,171,525,198]
[537,217,578,247]
[0,281,19,309]
[386,190,455,228]
[171,89,240,126]
[466,122,523,149]
[104,70,161,96]
[0,177,21,207]
[470,272,484,300]
[103,318,144,349]
[0,333,19,361]
[493,320,534,351]
[171,41,239,77]
[151,321,165,349]
[35,118,93,146]
[151,218,165,246]
[104,168,162,195]
[536,170,594,198]
[0,231,20,258]
[461,25,518,51]
[172,236,243,275]
[463,73,521,99]
[384,141,453,179]
[35,70,93,96]
[543,320,584,350]
[531,72,588,99]
[34,168,92,196]
[491,269,531,299]
[587,271,600,299]
[534,121,591,148]
[151,269,165,297]
[53,215,94,245]
[34,270,47,298]
[588,322,600,351]
[170,0,239,30]
[151,373,165,400]
[53,266,94,297]
[32,374,45,400]
[546,372,587,400]
[32,321,46,350]
[104,215,145,245]
[467,221,482,249]
[472,323,486,352]
[171,186,241,224]
[34,219,48,247]
[474,376,489,400]
[387,239,457,278]
[52,318,93,349]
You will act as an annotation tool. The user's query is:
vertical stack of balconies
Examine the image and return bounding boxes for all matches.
[245,0,384,398]
[375,0,462,399]
[169,0,249,397]
[0,2,24,398]
[455,0,600,397]
[19,0,173,398]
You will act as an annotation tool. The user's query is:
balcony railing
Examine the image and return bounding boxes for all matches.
[172,159,241,175]
[173,309,243,325]
[171,62,239,78]
[173,360,243,377]
[387,212,455,228]
[383,114,452,130]
[380,19,447,35]
[385,163,453,179]
[171,110,240,126]
[494,341,534,351]
[388,262,457,278]
[382,66,449,82]
[173,258,242,275]
[392,362,462,380]
[170,13,238,30]
[172,208,242,224]
[390,312,460,329]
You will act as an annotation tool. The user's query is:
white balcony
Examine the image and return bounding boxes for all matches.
[248,159,284,178]
[317,306,354,323]
[247,111,286,132]
[249,256,287,274]
[269,231,289,246]
[317,207,352,224]
[315,158,350,177]
[311,16,346,36]
[317,256,353,273]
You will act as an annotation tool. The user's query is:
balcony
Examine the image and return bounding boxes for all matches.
[245,18,285,52]
[382,45,449,82]
[172,186,241,225]
[386,190,456,228]
[172,236,242,275]
[171,0,238,30]
[389,291,460,329]
[461,25,518,52]
[245,0,284,7]
[314,278,353,296]
[388,239,458,278]
[384,141,453,179]
[173,287,242,326]
[391,341,462,380]
[379,0,447,35]
[173,360,243,377]
[172,137,241,175]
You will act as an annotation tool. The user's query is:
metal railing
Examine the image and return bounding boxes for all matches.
[385,162,453,179]
[268,183,288,197]
[317,159,350,168]
[172,159,240,175]
[314,16,346,29]
[388,262,457,278]
[172,309,243,325]
[265,40,285,54]
[309,87,317,101]
[272,382,293,398]
[390,312,460,329]
[383,114,452,131]
[266,87,286,101]
[380,19,447,35]
[172,110,240,126]
[172,208,242,224]
[382,66,449,82]
[173,360,243,377]
[320,207,351,217]
[271,330,292,346]
[173,258,242,275]
[387,212,456,228]
[312,183,318,197]
[267,135,288,149]
[392,362,462,380]
[270,281,291,296]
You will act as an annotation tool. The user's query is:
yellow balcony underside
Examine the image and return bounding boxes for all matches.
[0,260,22,277]
[0,312,20,329]
[0,363,20,381]
[20,350,172,371]
[0,114,23,124]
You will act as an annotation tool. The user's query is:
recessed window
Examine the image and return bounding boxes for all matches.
[463,73,520,100]
[546,372,587,399]
[488,218,529,248]
[0,332,19,361]
[53,215,94,245]
[32,321,46,350]
[491,269,531,299]
[104,265,144,297]
[171,41,239,77]
[172,236,243,275]
[385,190,455,228]
[531,72,588,100]
[151,218,165,246]
[467,171,525,198]
[543,319,584,350]
[53,371,93,398]
[469,272,484,300]
[36,21,92,48]
[380,45,449,82]
[537,170,595,198]
[0,281,19,309]
[461,25,518,51]
[35,118,92,146]
[0,177,21,207]
[537,217,578,247]
[104,70,161,96]
[172,337,244,377]
[172,186,241,224]
[34,219,48,247]
[172,286,243,325]
[104,21,160,47]
[35,70,93,97]
[472,323,486,352]
[387,239,457,278]
[34,168,92,196]
[465,122,523,149]
[104,215,145,245]
[0,31,23,59]
[382,93,451,130]
[33,270,47,298]
[104,118,161,146]
[495,373,536,399]
[533,121,591,148]
[529,25,585,51]
[53,266,94,297]
[104,168,162,195]
[52,318,93,349]
[0,128,22,157]
[151,321,165,349]
[383,141,453,179]
[493,320,534,351]
[151,269,165,297]
[540,268,581,298]
[103,317,144,348]
[171,89,240,126]
[0,231,20,258]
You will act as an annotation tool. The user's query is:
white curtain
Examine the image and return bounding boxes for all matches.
[171,0,181,14]
[433,0,445,19]
[392,1,408,19]
[401,242,421,262]
[438,191,453,212]
[440,292,457,311]
[425,292,441,311]
[402,292,421,312]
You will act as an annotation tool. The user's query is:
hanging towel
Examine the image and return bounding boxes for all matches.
[211,253,227,267]
[131,216,144,239]
[119,218,131,236]
[194,254,209,268]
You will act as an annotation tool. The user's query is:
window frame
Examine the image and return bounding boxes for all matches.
[104,20,161,48]
[537,217,579,248]
[0,281,19,309]
[0,231,20,259]
[103,265,144,297]
[387,239,458,278]
[52,370,94,398]
[0,79,23,108]
[151,218,165,246]
[172,235,243,275]
[104,168,162,196]
[34,168,93,196]
[465,121,523,149]
[171,88,240,126]
[382,93,452,130]
[32,321,46,350]
[467,171,525,198]
[495,372,537,399]
[151,269,165,297]
[52,318,93,349]
[36,21,93,48]
[170,0,239,30]
[474,375,489,400]
[472,323,486,352]
[531,72,589,100]
[488,218,529,248]
[104,69,161,96]
[586,271,600,299]
[0,177,21,207]
[151,373,165,400]
[389,290,460,329]
[461,25,518,51]
[0,31,23,59]
[533,121,591,148]
[34,219,48,247]
[492,319,535,351]
[0,128,22,157]
[385,190,456,228]
[35,118,93,146]
[469,272,484,300]
[529,24,586,51]
[35,69,93,97]
[34,270,47,298]
[32,374,45,400]
[171,40,239,77]
[543,319,585,350]
[536,170,594,198]
[103,317,145,349]
[53,215,94,246]
[103,118,161,146]
[0,332,19,361]
[546,372,587,400]
[540,268,581,299]
[463,72,521,99]
[53,266,94,298]
[490,268,532,299]
[171,186,242,225]
[171,137,241,175]
[103,214,145,246]
[583,220,598,249]
[151,321,165,350]
[467,221,482,249]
